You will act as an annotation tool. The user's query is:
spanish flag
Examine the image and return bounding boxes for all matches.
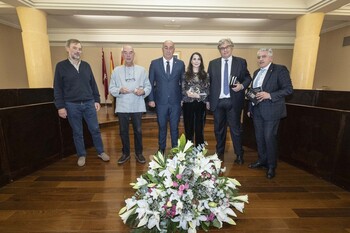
[110,52,115,76]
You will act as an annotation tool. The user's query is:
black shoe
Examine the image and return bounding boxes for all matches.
[266,168,275,179]
[135,154,146,164]
[216,153,224,161]
[248,161,267,169]
[234,156,244,165]
[118,154,130,164]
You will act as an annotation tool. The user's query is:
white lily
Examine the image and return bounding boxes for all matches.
[166,157,178,173]
[213,159,222,170]
[177,151,186,161]
[214,206,237,226]
[226,179,237,189]
[176,200,184,214]
[147,211,161,231]
[135,199,150,219]
[135,176,148,187]
[183,140,193,152]
[119,206,136,224]
[232,194,249,203]
[124,198,137,210]
[188,221,197,233]
[178,164,185,175]
[230,201,245,213]
[228,177,241,186]
[195,151,204,159]
[154,151,165,163]
[164,176,173,188]
[149,160,162,170]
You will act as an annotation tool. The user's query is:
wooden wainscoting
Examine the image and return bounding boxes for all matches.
[0,109,349,233]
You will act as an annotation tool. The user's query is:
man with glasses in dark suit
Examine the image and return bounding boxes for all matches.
[207,38,251,164]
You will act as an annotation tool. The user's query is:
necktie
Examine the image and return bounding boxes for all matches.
[253,68,266,88]
[166,61,170,76]
[223,59,229,95]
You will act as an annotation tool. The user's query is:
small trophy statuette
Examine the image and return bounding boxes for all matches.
[230,75,238,88]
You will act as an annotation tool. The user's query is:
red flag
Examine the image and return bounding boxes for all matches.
[110,52,115,76]
[102,49,108,101]
[120,48,124,65]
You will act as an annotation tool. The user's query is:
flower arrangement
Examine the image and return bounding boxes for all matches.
[119,135,248,233]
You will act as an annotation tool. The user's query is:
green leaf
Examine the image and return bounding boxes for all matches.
[179,134,186,149]
[212,218,221,228]
[200,221,210,231]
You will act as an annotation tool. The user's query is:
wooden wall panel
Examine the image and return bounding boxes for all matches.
[242,90,350,190]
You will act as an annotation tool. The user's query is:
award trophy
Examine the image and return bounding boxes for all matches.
[246,86,263,104]
[230,75,238,88]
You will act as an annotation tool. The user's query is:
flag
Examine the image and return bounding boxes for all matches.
[120,48,124,65]
[102,49,108,101]
[110,52,115,76]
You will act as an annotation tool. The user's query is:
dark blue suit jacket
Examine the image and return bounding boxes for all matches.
[208,56,251,111]
[250,63,293,120]
[148,57,185,105]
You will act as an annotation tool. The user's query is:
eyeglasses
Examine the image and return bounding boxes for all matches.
[257,55,268,59]
[219,45,232,51]
[125,77,135,82]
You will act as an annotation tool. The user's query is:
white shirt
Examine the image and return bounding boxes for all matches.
[163,57,174,74]
[219,56,232,99]
[253,63,271,88]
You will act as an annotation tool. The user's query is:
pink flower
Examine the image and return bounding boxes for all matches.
[176,174,182,180]
[207,212,215,221]
[184,183,189,190]
[179,184,186,191]
[178,183,190,196]
[173,181,179,187]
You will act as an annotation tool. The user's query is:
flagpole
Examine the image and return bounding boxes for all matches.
[102,48,109,115]
[109,51,115,116]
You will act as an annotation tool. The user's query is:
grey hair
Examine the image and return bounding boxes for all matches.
[217,38,234,49]
[66,39,81,48]
[258,48,273,57]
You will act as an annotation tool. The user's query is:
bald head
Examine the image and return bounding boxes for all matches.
[122,44,135,66]
[162,40,175,60]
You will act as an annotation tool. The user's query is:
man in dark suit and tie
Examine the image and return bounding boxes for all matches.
[148,40,185,154]
[247,48,293,179]
[208,38,252,164]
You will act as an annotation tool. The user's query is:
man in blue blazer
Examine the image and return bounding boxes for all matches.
[208,38,252,164]
[148,40,185,154]
[247,48,293,179]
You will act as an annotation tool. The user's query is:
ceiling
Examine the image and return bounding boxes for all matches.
[0,0,349,47]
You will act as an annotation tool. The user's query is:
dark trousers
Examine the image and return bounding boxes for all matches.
[118,112,143,156]
[252,108,280,169]
[182,101,206,146]
[156,103,181,149]
[213,98,244,157]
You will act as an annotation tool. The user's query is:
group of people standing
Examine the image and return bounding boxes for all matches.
[53,38,293,179]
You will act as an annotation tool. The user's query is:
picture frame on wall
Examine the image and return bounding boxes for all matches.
[173,52,181,59]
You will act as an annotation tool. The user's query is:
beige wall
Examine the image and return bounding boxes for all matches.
[0,24,28,88]
[50,44,293,103]
[1,22,349,94]
[314,26,350,90]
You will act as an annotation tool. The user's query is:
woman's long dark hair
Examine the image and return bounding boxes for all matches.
[185,52,207,81]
